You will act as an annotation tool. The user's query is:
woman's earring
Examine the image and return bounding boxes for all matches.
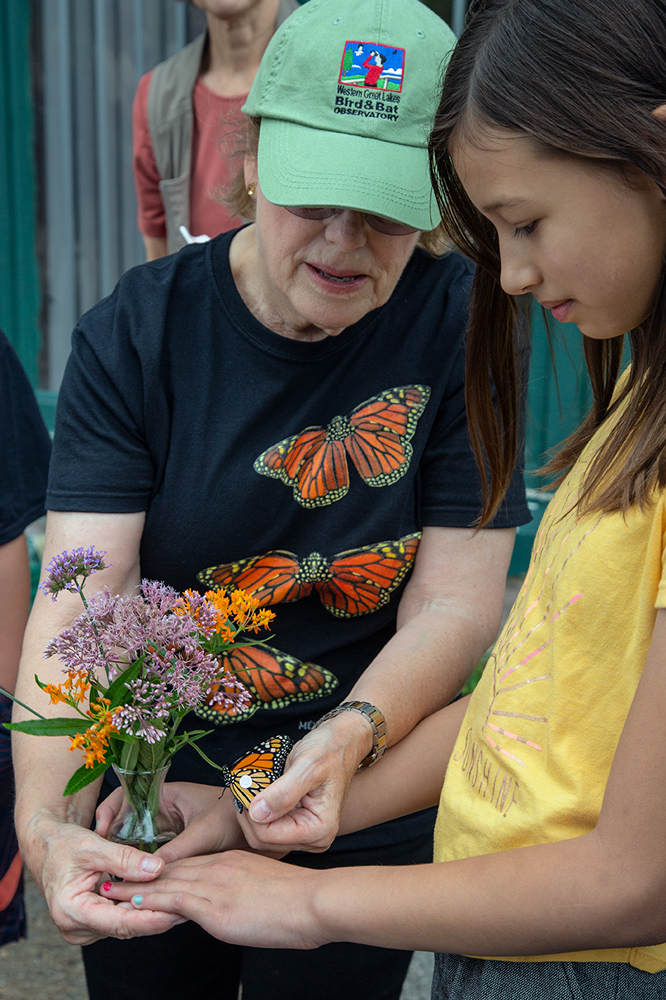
[247,182,256,197]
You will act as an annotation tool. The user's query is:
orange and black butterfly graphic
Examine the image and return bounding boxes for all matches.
[197,644,338,725]
[198,532,422,619]
[219,735,294,813]
[253,385,431,507]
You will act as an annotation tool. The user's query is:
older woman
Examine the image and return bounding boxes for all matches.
[13,1,528,999]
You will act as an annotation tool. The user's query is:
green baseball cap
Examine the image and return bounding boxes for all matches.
[242,0,456,232]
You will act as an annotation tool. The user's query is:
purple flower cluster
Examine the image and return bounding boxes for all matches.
[41,546,109,600]
[43,578,250,742]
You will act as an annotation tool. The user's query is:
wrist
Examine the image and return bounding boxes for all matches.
[312,701,386,770]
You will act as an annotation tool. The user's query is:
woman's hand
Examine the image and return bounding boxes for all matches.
[21,812,179,945]
[237,711,373,853]
[95,781,249,863]
[100,850,326,949]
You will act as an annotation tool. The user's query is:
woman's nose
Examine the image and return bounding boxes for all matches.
[499,250,541,297]
[324,210,368,251]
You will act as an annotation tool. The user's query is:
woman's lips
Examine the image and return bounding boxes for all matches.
[306,263,368,291]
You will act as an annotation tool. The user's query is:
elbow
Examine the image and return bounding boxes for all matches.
[622,874,666,946]
[596,852,666,947]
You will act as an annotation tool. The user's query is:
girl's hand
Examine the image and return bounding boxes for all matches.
[95,781,248,862]
[100,851,326,949]
[236,712,373,853]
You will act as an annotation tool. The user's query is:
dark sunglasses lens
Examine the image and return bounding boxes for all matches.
[284,206,336,221]
[283,204,418,235]
[366,215,419,236]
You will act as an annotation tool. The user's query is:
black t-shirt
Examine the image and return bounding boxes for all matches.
[48,230,529,844]
[0,331,50,546]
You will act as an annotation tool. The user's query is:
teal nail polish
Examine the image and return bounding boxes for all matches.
[132,895,143,907]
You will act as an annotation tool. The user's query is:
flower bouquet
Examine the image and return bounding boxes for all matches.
[5,547,274,851]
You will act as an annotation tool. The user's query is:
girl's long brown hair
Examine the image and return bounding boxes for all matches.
[429,0,666,525]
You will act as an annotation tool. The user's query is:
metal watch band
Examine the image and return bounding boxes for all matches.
[312,700,387,771]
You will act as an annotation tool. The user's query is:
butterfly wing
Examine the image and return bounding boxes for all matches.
[197,550,308,607]
[254,427,350,508]
[224,735,294,813]
[196,644,339,725]
[315,532,422,617]
[346,385,431,488]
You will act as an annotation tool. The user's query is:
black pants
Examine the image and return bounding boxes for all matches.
[82,831,433,1000]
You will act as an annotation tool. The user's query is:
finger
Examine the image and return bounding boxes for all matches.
[94,788,124,838]
[128,888,216,928]
[154,823,223,864]
[239,794,337,852]
[248,767,310,823]
[92,838,165,882]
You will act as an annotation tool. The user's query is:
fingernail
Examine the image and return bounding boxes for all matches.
[249,799,271,821]
[132,895,143,907]
[101,881,112,892]
[139,856,161,874]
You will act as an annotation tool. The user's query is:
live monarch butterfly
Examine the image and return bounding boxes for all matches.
[253,385,431,508]
[196,644,338,725]
[198,532,421,619]
[220,735,294,813]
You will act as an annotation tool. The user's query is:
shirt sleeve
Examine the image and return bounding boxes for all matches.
[46,281,157,514]
[0,333,51,545]
[132,71,167,239]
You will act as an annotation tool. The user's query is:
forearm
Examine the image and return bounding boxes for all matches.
[14,595,100,820]
[0,534,31,694]
[13,511,145,857]
[347,525,512,747]
[348,602,494,746]
[337,698,468,835]
[313,830,659,956]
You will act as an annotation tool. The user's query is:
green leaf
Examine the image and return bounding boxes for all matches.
[4,718,90,737]
[120,741,139,771]
[63,759,112,796]
[137,740,167,772]
[106,657,146,709]
[187,739,226,772]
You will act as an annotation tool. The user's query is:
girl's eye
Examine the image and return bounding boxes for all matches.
[514,221,538,238]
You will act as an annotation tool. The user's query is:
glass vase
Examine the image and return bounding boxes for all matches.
[107,762,182,853]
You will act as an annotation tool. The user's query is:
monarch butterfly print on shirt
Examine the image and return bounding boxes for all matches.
[219,735,294,813]
[198,532,422,618]
[196,644,339,725]
[253,385,431,507]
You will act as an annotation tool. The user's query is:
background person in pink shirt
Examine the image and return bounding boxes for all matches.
[132,0,298,261]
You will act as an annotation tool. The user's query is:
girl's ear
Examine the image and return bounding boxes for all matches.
[653,104,666,122]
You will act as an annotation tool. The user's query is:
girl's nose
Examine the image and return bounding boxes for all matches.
[324,210,368,251]
[499,251,541,297]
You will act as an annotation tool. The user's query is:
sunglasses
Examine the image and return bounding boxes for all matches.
[282,205,419,236]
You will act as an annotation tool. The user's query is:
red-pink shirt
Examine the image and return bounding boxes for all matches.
[132,70,246,239]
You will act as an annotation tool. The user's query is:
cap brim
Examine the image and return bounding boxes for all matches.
[256,118,441,232]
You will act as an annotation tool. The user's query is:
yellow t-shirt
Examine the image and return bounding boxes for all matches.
[434,410,666,972]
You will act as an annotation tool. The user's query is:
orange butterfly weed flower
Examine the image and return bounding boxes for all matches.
[69,697,119,768]
[177,586,272,642]
[43,669,91,706]
[246,608,276,633]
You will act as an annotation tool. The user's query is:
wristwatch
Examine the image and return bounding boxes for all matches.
[312,700,387,771]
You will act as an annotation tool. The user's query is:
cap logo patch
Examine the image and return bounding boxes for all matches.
[338,41,405,93]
